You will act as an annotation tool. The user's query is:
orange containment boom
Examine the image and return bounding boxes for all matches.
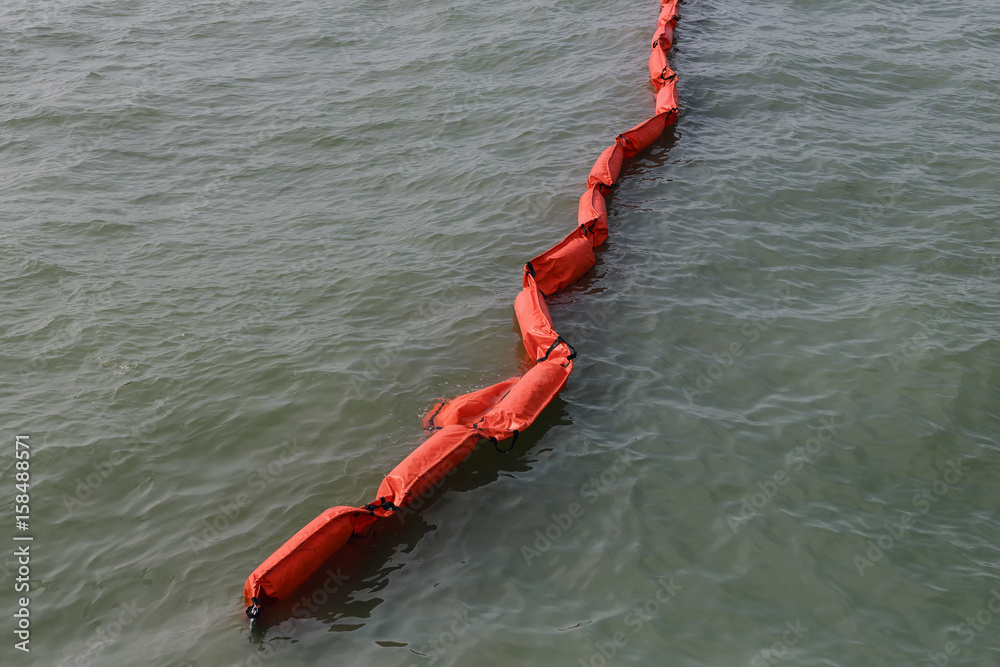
[243,0,681,618]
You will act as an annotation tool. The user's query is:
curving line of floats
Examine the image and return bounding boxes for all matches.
[244,0,681,617]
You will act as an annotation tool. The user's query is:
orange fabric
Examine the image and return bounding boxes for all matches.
[422,377,520,429]
[586,142,625,191]
[376,425,481,507]
[514,277,559,361]
[649,2,679,90]
[655,79,680,116]
[648,47,670,92]
[652,22,677,55]
[476,359,573,440]
[618,112,670,160]
[524,226,596,296]
[656,2,681,48]
[244,0,682,610]
[578,184,609,247]
[244,506,374,604]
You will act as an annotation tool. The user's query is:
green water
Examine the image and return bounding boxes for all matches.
[2,0,999,665]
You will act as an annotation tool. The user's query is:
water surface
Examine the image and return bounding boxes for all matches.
[2,0,999,665]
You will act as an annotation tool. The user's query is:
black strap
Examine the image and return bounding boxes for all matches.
[537,336,576,364]
[524,261,535,278]
[425,401,446,429]
[661,68,676,82]
[246,597,261,619]
[491,431,517,453]
[363,497,399,515]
